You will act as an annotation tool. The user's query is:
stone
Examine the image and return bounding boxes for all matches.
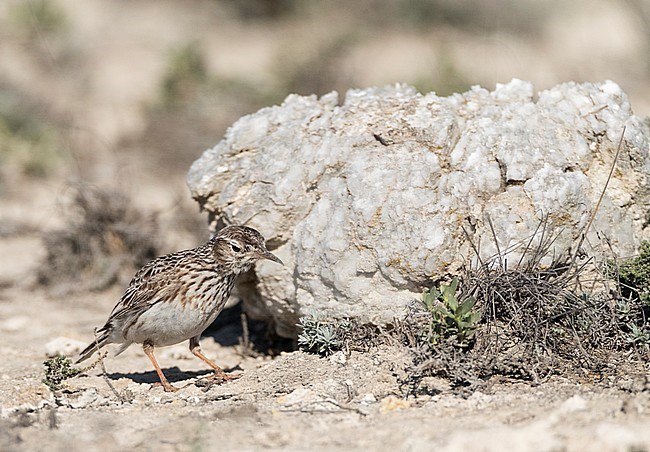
[360,393,377,405]
[328,351,347,365]
[45,337,87,358]
[275,387,320,406]
[188,79,650,337]
[56,388,102,409]
[379,395,411,413]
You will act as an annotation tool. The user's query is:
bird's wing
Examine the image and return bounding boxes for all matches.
[107,251,188,323]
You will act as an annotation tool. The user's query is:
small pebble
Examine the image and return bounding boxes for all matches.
[328,351,347,365]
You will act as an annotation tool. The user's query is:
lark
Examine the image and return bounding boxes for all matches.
[77,225,282,392]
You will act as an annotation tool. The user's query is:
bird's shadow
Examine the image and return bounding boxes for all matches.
[201,302,295,352]
[108,368,211,384]
[108,365,242,385]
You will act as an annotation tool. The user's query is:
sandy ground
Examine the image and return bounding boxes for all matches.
[1,219,650,452]
[2,1,650,450]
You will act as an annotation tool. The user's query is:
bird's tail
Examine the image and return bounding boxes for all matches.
[76,327,111,364]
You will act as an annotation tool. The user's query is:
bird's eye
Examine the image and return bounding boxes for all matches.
[230,243,241,253]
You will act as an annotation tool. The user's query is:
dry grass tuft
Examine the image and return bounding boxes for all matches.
[397,216,650,395]
[37,185,160,294]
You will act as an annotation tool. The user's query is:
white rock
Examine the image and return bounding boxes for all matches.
[328,351,347,365]
[45,337,87,358]
[360,393,377,404]
[184,395,201,405]
[188,79,650,336]
[69,388,100,409]
[276,387,319,406]
[56,388,102,409]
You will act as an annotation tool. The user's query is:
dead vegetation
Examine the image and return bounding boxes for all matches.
[37,185,160,294]
[397,220,650,395]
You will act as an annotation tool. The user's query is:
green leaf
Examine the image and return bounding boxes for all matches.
[433,305,451,319]
[422,290,436,310]
[443,279,459,310]
[457,296,477,316]
[467,311,481,324]
[448,278,459,294]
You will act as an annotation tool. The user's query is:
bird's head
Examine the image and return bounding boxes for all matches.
[212,225,283,273]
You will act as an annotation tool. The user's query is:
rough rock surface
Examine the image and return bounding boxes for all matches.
[187,79,650,337]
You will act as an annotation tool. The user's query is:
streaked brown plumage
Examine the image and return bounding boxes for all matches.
[77,225,282,392]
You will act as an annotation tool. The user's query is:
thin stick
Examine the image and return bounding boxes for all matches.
[569,126,626,271]
[517,214,547,270]
[240,311,250,351]
[461,225,484,267]
[279,399,368,416]
[92,328,123,401]
[486,214,504,270]
[98,352,122,400]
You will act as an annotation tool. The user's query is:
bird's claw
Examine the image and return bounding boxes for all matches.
[151,381,180,392]
[218,372,241,382]
[196,371,241,387]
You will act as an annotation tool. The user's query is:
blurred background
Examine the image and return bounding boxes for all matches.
[0,0,649,291]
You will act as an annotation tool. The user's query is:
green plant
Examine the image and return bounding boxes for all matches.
[625,324,650,350]
[297,314,342,356]
[421,278,480,348]
[610,241,650,306]
[43,355,81,391]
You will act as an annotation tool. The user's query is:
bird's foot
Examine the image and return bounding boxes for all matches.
[151,381,180,392]
[197,371,241,386]
[217,371,241,382]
